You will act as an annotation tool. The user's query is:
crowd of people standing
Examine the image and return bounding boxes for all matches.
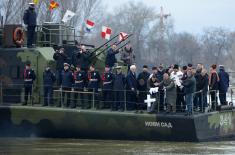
[23,42,230,116]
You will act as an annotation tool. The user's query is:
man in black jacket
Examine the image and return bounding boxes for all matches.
[76,45,91,87]
[73,65,86,109]
[105,44,119,69]
[23,61,36,105]
[126,65,138,111]
[23,3,37,48]
[113,66,126,111]
[218,65,230,105]
[77,45,91,72]
[137,65,150,111]
[60,63,74,108]
[194,63,204,111]
[43,66,56,106]
[53,47,68,86]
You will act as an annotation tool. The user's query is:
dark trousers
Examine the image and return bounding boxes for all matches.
[176,92,185,111]
[56,70,62,86]
[61,87,71,107]
[102,90,113,109]
[210,90,217,110]
[202,91,208,111]
[24,85,32,104]
[194,92,202,109]
[126,90,136,110]
[27,26,36,47]
[147,93,159,113]
[138,91,147,110]
[44,86,53,106]
[114,90,125,110]
[73,88,84,108]
[219,91,227,105]
[159,90,165,111]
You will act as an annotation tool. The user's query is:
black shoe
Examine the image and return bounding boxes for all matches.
[42,104,48,107]
[184,112,192,116]
[22,102,27,106]
[27,45,33,48]
[148,111,155,114]
[70,106,76,109]
[118,109,124,112]
[56,104,61,107]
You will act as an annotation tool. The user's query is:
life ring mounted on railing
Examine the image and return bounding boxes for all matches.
[13,27,24,47]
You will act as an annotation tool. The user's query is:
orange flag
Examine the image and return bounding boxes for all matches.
[49,0,59,10]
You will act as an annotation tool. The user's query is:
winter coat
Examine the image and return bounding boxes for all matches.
[77,51,91,70]
[61,69,73,88]
[74,70,86,89]
[194,71,204,91]
[43,70,56,87]
[182,76,196,95]
[161,79,176,105]
[209,72,219,90]
[24,68,36,86]
[105,48,119,68]
[156,70,165,82]
[137,71,150,91]
[121,47,135,65]
[53,52,68,70]
[126,71,137,91]
[218,69,229,92]
[113,73,126,91]
[87,71,100,92]
[201,74,209,93]
[102,71,114,90]
[23,8,37,26]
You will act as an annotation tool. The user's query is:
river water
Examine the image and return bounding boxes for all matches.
[0,138,235,155]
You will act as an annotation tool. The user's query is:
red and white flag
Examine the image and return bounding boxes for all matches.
[101,26,112,40]
[86,19,95,32]
[119,32,128,41]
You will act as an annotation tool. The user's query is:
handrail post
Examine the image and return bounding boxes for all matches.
[124,90,127,111]
[92,89,95,109]
[157,92,160,113]
[201,90,203,113]
[192,92,194,115]
[0,81,3,104]
[231,88,233,106]
[60,86,63,108]
[31,85,33,106]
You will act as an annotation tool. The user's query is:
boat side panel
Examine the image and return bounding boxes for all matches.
[194,111,235,141]
[0,106,197,141]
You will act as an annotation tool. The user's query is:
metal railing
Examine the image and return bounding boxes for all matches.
[0,83,234,116]
[35,24,80,47]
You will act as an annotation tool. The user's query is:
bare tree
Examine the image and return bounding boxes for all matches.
[201,27,229,65]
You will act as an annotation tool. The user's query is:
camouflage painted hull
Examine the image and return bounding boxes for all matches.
[0,106,235,142]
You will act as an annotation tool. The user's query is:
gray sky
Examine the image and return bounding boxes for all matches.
[102,0,235,34]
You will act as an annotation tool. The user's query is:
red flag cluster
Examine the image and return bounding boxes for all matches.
[85,19,128,41]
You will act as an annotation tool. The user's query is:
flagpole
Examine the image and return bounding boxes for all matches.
[90,34,133,59]
[115,40,131,51]
[89,34,119,56]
